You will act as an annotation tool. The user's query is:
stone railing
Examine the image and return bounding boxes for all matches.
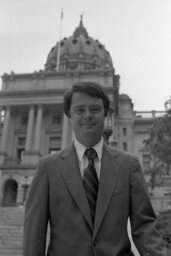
[4,157,21,166]
[134,110,166,119]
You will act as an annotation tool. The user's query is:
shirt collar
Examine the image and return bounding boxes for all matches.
[74,138,104,163]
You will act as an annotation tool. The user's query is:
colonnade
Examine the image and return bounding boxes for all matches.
[0,104,72,165]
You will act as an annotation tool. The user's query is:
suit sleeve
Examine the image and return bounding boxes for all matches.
[130,156,167,256]
[23,159,49,256]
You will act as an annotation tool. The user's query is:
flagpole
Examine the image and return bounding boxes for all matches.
[56,10,63,71]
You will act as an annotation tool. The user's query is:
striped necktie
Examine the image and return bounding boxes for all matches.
[83,148,99,223]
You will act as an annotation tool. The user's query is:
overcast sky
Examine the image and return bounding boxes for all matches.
[0,0,171,111]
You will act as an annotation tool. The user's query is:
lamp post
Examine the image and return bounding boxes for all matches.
[103,108,113,144]
[164,96,171,112]
[22,176,30,204]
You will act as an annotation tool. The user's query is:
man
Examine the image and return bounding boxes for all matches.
[23,82,166,256]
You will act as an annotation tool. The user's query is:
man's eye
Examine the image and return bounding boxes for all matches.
[75,108,84,114]
[90,107,101,113]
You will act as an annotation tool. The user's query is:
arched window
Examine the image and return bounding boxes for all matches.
[2,179,18,206]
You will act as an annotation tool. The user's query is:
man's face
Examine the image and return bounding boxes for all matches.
[70,92,105,147]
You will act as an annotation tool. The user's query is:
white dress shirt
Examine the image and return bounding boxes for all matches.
[74,138,104,180]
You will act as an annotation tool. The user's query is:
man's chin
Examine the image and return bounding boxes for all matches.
[83,128,96,133]
[78,133,101,147]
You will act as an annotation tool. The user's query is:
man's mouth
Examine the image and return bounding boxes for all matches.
[81,123,96,128]
[81,123,95,126]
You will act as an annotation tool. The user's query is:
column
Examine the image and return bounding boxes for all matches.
[22,105,43,165]
[61,113,72,149]
[25,105,35,151]
[34,104,43,152]
[0,106,11,164]
[0,170,2,205]
[0,106,10,152]
[22,105,35,164]
[0,106,2,130]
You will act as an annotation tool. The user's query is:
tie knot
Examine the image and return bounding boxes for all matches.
[85,148,97,161]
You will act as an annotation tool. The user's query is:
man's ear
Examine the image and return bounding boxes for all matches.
[104,110,108,117]
[67,111,71,118]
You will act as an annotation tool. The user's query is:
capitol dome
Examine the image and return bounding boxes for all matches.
[44,18,113,71]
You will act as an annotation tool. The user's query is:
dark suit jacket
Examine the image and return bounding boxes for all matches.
[23,143,166,256]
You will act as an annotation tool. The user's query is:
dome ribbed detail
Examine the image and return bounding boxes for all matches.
[44,19,113,72]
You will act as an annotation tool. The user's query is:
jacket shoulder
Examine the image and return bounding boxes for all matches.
[106,145,137,159]
[38,145,74,165]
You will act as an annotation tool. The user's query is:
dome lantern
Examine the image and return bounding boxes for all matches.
[73,16,89,38]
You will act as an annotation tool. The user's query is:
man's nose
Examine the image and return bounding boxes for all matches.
[84,109,92,117]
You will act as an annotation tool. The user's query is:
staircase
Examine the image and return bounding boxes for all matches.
[0,206,170,256]
[0,206,24,256]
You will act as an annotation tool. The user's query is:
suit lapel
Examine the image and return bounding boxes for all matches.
[93,144,120,238]
[60,145,93,231]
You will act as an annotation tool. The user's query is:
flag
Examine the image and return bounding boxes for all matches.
[61,10,63,19]
[57,9,63,71]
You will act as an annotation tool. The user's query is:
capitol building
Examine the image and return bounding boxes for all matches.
[0,18,170,214]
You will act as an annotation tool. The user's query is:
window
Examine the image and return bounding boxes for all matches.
[52,114,62,125]
[16,137,26,162]
[72,39,78,44]
[143,162,150,172]
[17,148,25,161]
[49,148,60,154]
[110,141,118,148]
[49,137,61,152]
[0,110,5,128]
[49,137,60,146]
[18,137,26,147]
[21,115,28,126]
[123,142,127,151]
[142,154,150,172]
[123,127,127,136]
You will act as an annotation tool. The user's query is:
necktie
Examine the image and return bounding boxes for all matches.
[83,148,99,223]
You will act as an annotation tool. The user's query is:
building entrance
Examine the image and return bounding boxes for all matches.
[2,179,18,206]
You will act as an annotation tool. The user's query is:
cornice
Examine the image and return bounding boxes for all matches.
[1,68,114,81]
[0,88,66,97]
[0,87,114,98]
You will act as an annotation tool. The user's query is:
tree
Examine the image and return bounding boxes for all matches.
[157,210,171,246]
[146,109,171,188]
[147,109,171,250]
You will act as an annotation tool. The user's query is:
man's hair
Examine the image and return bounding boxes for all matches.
[63,81,110,118]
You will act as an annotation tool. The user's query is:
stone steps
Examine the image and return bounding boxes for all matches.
[0,206,24,226]
[0,225,23,256]
[0,207,24,256]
